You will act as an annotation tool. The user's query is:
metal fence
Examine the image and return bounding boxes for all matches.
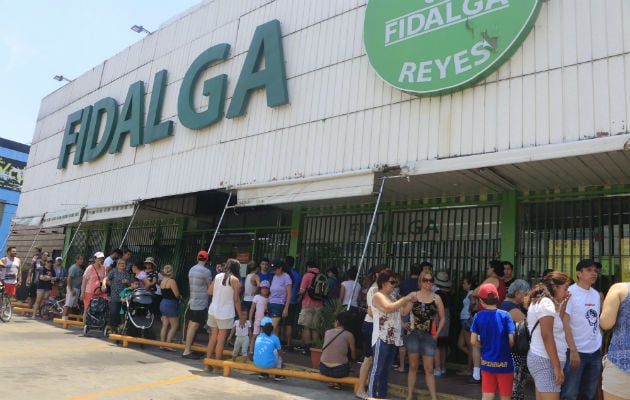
[519,195,630,292]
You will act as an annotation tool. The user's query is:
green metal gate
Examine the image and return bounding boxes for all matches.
[519,196,630,290]
[301,205,502,283]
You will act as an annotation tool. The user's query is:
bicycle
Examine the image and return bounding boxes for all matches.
[0,280,13,322]
[40,296,65,320]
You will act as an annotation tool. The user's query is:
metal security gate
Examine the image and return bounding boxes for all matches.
[519,196,630,290]
[390,206,501,282]
[301,212,387,273]
[301,205,501,283]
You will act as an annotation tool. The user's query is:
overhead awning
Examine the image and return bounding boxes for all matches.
[84,201,138,222]
[13,214,44,226]
[236,171,375,206]
[42,209,82,228]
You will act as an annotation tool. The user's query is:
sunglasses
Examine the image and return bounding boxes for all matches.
[422,278,434,283]
[388,280,399,286]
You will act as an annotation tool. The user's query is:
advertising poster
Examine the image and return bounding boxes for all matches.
[0,156,25,192]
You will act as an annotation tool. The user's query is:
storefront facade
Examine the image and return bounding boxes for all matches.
[15,0,630,290]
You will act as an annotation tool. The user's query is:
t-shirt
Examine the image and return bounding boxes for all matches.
[499,299,519,313]
[470,309,515,373]
[258,271,274,284]
[252,295,268,322]
[188,264,212,311]
[288,268,302,304]
[527,297,567,362]
[321,328,352,365]
[104,256,116,270]
[565,283,602,353]
[37,267,56,290]
[341,280,360,307]
[269,272,292,305]
[399,277,419,296]
[107,269,131,301]
[300,269,323,308]
[253,333,281,369]
[363,284,378,323]
[67,264,83,290]
[233,319,251,337]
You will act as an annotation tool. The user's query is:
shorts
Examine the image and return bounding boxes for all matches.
[282,303,299,326]
[207,313,233,330]
[461,318,471,332]
[242,300,252,314]
[4,282,16,297]
[404,330,437,356]
[481,371,514,396]
[602,355,630,398]
[188,308,207,324]
[268,303,284,318]
[160,298,178,318]
[320,362,350,378]
[36,288,51,295]
[65,287,80,308]
[527,352,565,393]
[298,306,321,329]
[362,321,374,358]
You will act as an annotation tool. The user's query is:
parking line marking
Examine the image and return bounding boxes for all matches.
[64,374,201,400]
[0,344,109,356]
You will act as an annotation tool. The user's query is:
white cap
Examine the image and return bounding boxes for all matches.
[94,251,105,259]
[55,257,63,261]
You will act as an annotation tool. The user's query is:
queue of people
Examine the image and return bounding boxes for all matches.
[3,244,629,400]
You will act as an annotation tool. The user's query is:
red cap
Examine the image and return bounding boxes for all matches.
[197,250,208,260]
[478,283,499,301]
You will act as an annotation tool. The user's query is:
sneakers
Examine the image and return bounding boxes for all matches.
[258,373,270,380]
[182,352,201,360]
[274,375,286,381]
[467,377,481,384]
[292,345,304,352]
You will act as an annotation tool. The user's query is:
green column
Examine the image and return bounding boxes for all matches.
[500,191,518,263]
[102,223,112,253]
[288,208,303,258]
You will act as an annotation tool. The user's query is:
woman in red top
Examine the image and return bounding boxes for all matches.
[80,252,108,321]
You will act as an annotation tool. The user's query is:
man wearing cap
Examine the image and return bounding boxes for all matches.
[80,252,107,322]
[560,259,602,400]
[182,250,213,359]
[296,261,323,355]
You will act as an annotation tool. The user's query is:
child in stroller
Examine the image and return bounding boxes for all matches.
[119,280,155,338]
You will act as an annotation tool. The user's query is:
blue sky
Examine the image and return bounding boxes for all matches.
[0,0,201,146]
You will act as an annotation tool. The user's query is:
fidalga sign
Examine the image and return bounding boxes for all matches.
[58,20,288,169]
[364,0,542,96]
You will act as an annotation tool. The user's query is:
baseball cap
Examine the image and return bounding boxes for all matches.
[478,283,498,301]
[55,257,63,262]
[261,316,273,327]
[576,259,599,271]
[270,258,283,270]
[260,280,270,288]
[197,250,208,260]
[94,251,105,259]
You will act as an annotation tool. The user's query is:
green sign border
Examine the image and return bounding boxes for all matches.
[364,0,543,96]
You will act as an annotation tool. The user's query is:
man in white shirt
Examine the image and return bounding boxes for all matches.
[103,248,122,273]
[560,259,602,400]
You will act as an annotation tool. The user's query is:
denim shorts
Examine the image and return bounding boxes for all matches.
[268,303,284,318]
[160,298,178,318]
[320,362,350,378]
[404,330,437,356]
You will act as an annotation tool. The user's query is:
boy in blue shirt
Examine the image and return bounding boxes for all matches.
[471,283,515,400]
[253,316,285,381]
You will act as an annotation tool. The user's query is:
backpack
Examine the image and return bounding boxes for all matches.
[307,271,329,301]
[512,319,539,355]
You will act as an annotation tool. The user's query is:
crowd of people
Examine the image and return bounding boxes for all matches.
[1,245,629,400]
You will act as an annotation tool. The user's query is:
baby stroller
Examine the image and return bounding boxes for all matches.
[83,288,110,337]
[119,288,155,339]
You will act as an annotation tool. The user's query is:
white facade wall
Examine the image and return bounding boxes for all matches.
[18,0,630,217]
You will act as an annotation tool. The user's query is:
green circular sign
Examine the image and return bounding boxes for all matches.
[364,0,542,96]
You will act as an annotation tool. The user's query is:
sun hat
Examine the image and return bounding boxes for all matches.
[144,257,156,266]
[434,271,451,288]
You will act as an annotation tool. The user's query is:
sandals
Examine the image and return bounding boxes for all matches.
[328,383,342,390]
